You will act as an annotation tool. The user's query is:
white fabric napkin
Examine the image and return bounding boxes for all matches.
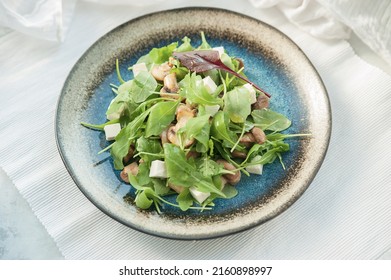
[1,0,391,259]
[0,0,77,41]
[250,0,391,66]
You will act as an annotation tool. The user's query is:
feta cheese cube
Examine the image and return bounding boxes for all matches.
[202,76,217,94]
[189,187,210,204]
[132,62,148,77]
[149,160,168,178]
[106,102,124,121]
[103,123,121,141]
[243,83,257,104]
[212,46,225,57]
[246,164,263,175]
[107,112,120,121]
[245,156,263,175]
[204,105,220,117]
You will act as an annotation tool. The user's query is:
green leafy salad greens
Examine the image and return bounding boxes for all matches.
[82,32,308,213]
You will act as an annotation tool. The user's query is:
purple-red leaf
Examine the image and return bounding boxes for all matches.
[172,50,271,98]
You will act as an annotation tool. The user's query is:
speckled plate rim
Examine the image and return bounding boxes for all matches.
[55,7,331,240]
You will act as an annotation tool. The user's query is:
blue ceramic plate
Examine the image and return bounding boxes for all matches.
[56,7,331,239]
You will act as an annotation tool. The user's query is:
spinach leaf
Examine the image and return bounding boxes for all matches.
[145,100,179,137]
[224,86,252,123]
[252,108,291,132]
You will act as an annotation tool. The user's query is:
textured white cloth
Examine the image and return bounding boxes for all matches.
[0,0,77,41]
[249,0,351,39]
[250,0,391,65]
[1,0,391,259]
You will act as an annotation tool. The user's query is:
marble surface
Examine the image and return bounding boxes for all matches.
[1,1,391,260]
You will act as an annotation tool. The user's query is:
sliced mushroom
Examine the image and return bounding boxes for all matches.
[166,104,196,148]
[235,58,244,70]
[168,182,185,194]
[123,145,135,164]
[163,73,179,93]
[160,128,169,145]
[239,132,256,147]
[186,150,200,159]
[176,104,196,121]
[252,93,269,110]
[168,56,176,67]
[231,150,247,159]
[151,62,171,81]
[167,125,179,146]
[120,162,139,183]
[167,125,195,148]
[251,127,266,144]
[216,159,241,185]
[160,87,180,99]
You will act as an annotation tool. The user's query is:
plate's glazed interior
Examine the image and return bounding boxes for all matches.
[56,7,331,239]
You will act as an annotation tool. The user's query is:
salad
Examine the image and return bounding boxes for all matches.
[82,32,306,213]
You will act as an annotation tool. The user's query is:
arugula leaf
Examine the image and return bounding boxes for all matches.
[248,141,290,166]
[176,188,194,211]
[252,108,291,131]
[210,111,238,148]
[197,31,212,50]
[105,81,136,120]
[202,177,238,206]
[175,36,194,52]
[137,42,178,66]
[266,133,311,141]
[220,52,235,70]
[224,86,252,123]
[179,73,222,106]
[111,108,151,170]
[178,114,210,151]
[129,71,158,103]
[163,143,225,197]
[81,118,119,131]
[197,155,230,177]
[151,178,171,196]
[136,161,151,186]
[135,189,154,209]
[221,184,238,198]
[145,100,179,137]
[117,80,133,95]
[136,136,163,162]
